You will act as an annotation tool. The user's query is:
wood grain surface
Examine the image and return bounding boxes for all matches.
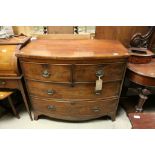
[0,91,13,100]
[128,113,155,129]
[16,39,129,60]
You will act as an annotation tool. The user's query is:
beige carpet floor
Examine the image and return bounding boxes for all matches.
[0,106,131,129]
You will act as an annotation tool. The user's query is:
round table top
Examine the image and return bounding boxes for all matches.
[128,59,155,78]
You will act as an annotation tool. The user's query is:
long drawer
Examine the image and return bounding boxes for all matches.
[27,80,121,99]
[21,61,125,82]
[31,97,118,121]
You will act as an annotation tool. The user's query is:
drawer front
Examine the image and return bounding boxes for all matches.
[74,63,125,82]
[27,80,121,99]
[0,79,19,89]
[21,62,71,82]
[31,97,118,121]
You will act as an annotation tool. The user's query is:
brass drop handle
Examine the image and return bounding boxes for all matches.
[42,70,50,78]
[0,81,6,85]
[47,105,56,111]
[92,107,100,112]
[95,69,104,94]
[47,89,55,95]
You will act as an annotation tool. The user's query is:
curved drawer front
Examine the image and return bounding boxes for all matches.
[21,62,71,82]
[74,63,125,82]
[31,97,118,121]
[21,62,125,83]
[27,80,121,99]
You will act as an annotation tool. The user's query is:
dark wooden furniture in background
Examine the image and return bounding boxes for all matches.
[12,26,155,52]
[0,36,32,120]
[47,26,74,34]
[95,26,155,51]
[128,48,154,64]
[130,26,155,49]
[0,91,20,118]
[16,39,129,121]
[127,59,155,112]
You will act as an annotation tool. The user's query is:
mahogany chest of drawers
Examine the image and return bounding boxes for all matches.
[16,39,129,121]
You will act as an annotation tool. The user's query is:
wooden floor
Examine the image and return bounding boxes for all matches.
[128,113,155,129]
[120,94,155,129]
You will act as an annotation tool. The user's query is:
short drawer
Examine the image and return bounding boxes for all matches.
[0,79,19,89]
[31,97,118,121]
[21,62,71,82]
[27,80,121,99]
[74,63,125,82]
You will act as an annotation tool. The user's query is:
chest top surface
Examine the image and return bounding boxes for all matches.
[16,39,129,60]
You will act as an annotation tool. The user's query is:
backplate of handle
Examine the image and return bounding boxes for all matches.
[47,89,55,95]
[96,70,104,78]
[92,107,100,112]
[0,81,6,85]
[47,105,56,111]
[42,70,51,78]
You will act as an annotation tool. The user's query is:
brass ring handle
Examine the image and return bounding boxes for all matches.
[42,70,51,78]
[47,90,55,95]
[47,105,56,111]
[0,81,6,85]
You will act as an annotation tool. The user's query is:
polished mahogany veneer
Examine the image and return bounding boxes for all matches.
[0,36,30,77]
[127,59,155,86]
[17,39,129,60]
[16,39,129,121]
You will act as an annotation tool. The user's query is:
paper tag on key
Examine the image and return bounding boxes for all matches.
[95,76,103,91]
